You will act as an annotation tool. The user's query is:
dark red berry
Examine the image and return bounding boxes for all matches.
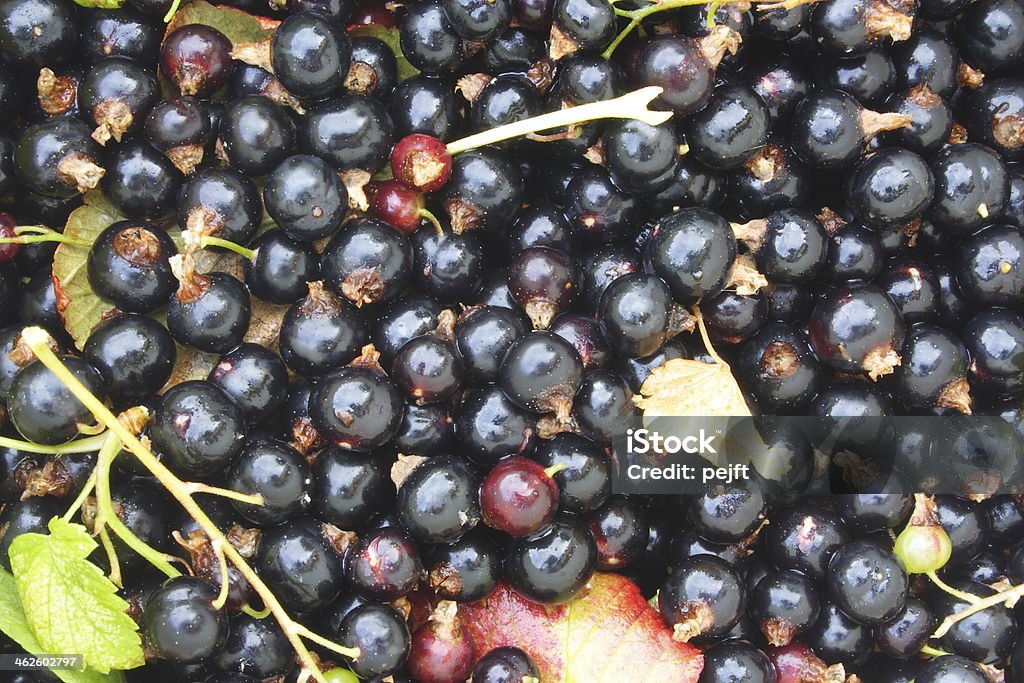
[391,133,452,193]
[0,212,19,264]
[479,455,559,536]
[371,179,428,235]
[160,24,234,97]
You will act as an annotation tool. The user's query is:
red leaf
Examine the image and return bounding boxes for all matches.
[461,574,703,682]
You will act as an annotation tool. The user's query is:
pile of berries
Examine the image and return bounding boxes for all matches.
[0,0,1022,679]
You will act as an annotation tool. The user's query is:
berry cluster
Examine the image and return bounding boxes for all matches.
[0,0,1021,679]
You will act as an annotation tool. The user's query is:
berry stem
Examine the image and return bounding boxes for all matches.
[97,526,122,587]
[94,433,182,579]
[444,87,673,155]
[419,208,445,237]
[163,0,183,22]
[242,603,272,619]
[931,582,1024,638]
[210,539,231,611]
[181,481,265,506]
[601,0,739,58]
[61,472,96,523]
[198,235,256,260]
[926,571,982,605]
[0,227,90,247]
[19,326,360,683]
[919,645,951,658]
[0,432,112,455]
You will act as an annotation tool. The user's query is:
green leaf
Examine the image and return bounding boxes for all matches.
[52,192,126,350]
[0,571,127,683]
[349,25,420,82]
[165,0,277,46]
[8,519,145,674]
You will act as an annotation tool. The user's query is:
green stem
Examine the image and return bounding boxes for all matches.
[927,571,982,605]
[920,645,950,658]
[601,0,729,58]
[162,0,182,22]
[445,87,672,155]
[419,209,444,238]
[0,432,111,455]
[242,603,272,619]
[210,539,231,611]
[97,527,122,588]
[62,472,96,523]
[183,481,264,506]
[95,434,181,579]
[198,235,256,260]
[0,225,89,247]
[932,582,1024,639]
[20,327,356,683]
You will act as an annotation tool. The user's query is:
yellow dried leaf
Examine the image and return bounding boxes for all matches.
[635,358,752,417]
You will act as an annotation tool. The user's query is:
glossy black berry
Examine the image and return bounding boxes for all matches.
[396,455,480,543]
[167,272,251,354]
[346,526,422,600]
[322,217,412,307]
[749,569,821,646]
[142,577,227,664]
[846,147,934,227]
[8,357,105,445]
[644,207,736,304]
[336,604,411,679]
[505,518,598,604]
[264,154,348,243]
[272,12,352,99]
[88,221,178,314]
[685,84,770,170]
[660,555,745,641]
[220,96,296,176]
[244,229,321,304]
[312,446,394,529]
[400,1,464,75]
[102,139,182,219]
[454,385,536,466]
[209,343,288,423]
[83,313,175,405]
[309,363,404,450]
[392,334,464,404]
[151,380,247,478]
[279,281,369,376]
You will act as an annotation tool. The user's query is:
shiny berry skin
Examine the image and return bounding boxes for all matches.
[442,149,523,234]
[573,370,640,444]
[0,496,63,571]
[564,165,638,243]
[480,456,558,536]
[301,93,393,173]
[660,555,745,641]
[790,90,876,169]
[926,142,1010,237]
[505,518,598,604]
[8,357,105,446]
[808,283,905,379]
[956,224,1024,307]
[151,380,247,478]
[471,647,539,683]
[336,604,411,679]
[597,273,679,358]
[160,24,234,97]
[103,138,182,219]
[956,0,1024,74]
[634,35,715,115]
[877,597,935,657]
[508,246,575,330]
[454,385,536,466]
[312,446,394,529]
[264,154,348,243]
[689,486,766,544]
[0,0,76,68]
[394,402,453,457]
[397,455,480,543]
[321,217,412,307]
[895,324,971,412]
[499,331,584,416]
[209,343,288,423]
[588,497,647,569]
[389,76,463,141]
[178,167,262,245]
[88,220,178,314]
[392,334,464,404]
[220,95,296,176]
[211,615,292,679]
[455,305,526,382]
[470,75,541,135]
[141,577,228,664]
[309,364,404,450]
[244,229,321,305]
[167,272,251,354]
[826,539,908,625]
[846,147,934,227]
[399,1,464,75]
[747,209,828,284]
[933,579,1017,665]
[280,282,368,376]
[532,432,611,513]
[256,516,344,613]
[750,570,821,646]
[686,84,770,170]
[407,613,477,683]
[964,79,1024,162]
[882,85,954,154]
[602,120,679,194]
[0,213,17,264]
[15,118,104,198]
[698,642,774,683]
[145,96,212,161]
[550,314,609,370]
[767,507,849,580]
[551,0,615,55]
[83,313,176,405]
[915,655,989,683]
[425,528,501,602]
[227,437,310,526]
[644,207,736,304]
[372,294,442,366]
[78,56,159,144]
[349,36,398,98]
[272,12,351,99]
[962,308,1024,399]
[411,226,485,303]
[347,526,423,600]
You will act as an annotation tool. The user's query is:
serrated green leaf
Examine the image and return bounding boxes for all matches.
[0,571,128,683]
[52,192,125,351]
[9,519,145,674]
[166,0,277,46]
[349,25,420,82]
